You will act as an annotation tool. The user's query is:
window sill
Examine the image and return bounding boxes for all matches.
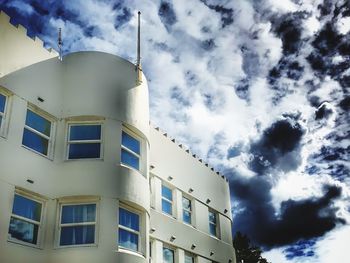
[55,243,98,249]
[120,163,146,178]
[65,157,104,162]
[117,247,145,258]
[7,238,42,250]
[21,145,53,161]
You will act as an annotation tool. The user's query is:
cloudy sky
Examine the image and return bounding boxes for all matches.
[1,0,349,262]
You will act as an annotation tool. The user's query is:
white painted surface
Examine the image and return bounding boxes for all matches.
[0,10,236,263]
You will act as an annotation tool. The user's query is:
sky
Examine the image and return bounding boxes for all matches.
[0,0,349,262]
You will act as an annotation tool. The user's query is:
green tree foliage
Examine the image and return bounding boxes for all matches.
[233,232,270,263]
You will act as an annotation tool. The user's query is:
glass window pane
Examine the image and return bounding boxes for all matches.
[0,93,6,113]
[22,128,49,155]
[121,148,139,170]
[25,110,51,136]
[8,217,38,244]
[162,185,172,201]
[68,143,101,159]
[185,255,194,263]
[61,204,96,224]
[162,199,172,215]
[183,197,191,210]
[60,225,95,246]
[163,247,174,263]
[183,210,191,224]
[122,131,140,154]
[12,195,42,221]
[118,228,138,251]
[209,211,216,224]
[119,208,139,231]
[209,223,217,236]
[69,125,101,141]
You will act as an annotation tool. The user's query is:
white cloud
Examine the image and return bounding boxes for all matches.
[336,16,350,35]
[7,0,34,15]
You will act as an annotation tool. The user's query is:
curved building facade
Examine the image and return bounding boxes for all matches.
[0,11,236,263]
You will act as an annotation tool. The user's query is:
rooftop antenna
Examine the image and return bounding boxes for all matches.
[58,28,62,61]
[136,11,142,85]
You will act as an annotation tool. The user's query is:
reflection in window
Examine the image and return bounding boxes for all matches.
[209,210,218,237]
[185,253,195,263]
[22,109,52,156]
[118,207,140,252]
[182,197,192,224]
[67,124,102,159]
[59,204,96,246]
[8,194,43,245]
[163,247,174,263]
[121,131,140,170]
[162,185,173,216]
[0,93,7,132]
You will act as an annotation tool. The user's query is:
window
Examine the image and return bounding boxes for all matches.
[59,203,97,246]
[0,92,8,136]
[182,197,192,224]
[121,130,140,170]
[161,184,173,216]
[209,210,218,237]
[67,123,102,159]
[8,192,44,246]
[185,253,195,263]
[163,246,174,263]
[22,108,54,157]
[118,206,140,252]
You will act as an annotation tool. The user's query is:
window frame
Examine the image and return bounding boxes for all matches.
[182,195,192,225]
[0,87,12,138]
[208,209,219,238]
[7,188,46,249]
[22,105,56,159]
[185,251,196,263]
[118,203,142,254]
[163,245,175,263]
[57,200,99,248]
[66,121,104,160]
[121,127,142,172]
[161,183,173,216]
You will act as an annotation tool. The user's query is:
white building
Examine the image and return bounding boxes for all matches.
[0,11,236,263]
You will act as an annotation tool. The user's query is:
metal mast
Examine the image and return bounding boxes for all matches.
[136,11,142,85]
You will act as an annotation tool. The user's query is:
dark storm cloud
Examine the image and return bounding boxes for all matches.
[158,0,177,31]
[268,58,304,86]
[339,96,350,112]
[228,170,345,248]
[249,119,304,174]
[315,103,333,120]
[307,20,350,89]
[271,12,308,55]
[312,146,349,162]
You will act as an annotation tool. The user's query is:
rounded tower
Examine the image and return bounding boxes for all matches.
[0,51,151,263]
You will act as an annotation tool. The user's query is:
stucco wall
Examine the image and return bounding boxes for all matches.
[0,11,58,78]
[0,52,151,263]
